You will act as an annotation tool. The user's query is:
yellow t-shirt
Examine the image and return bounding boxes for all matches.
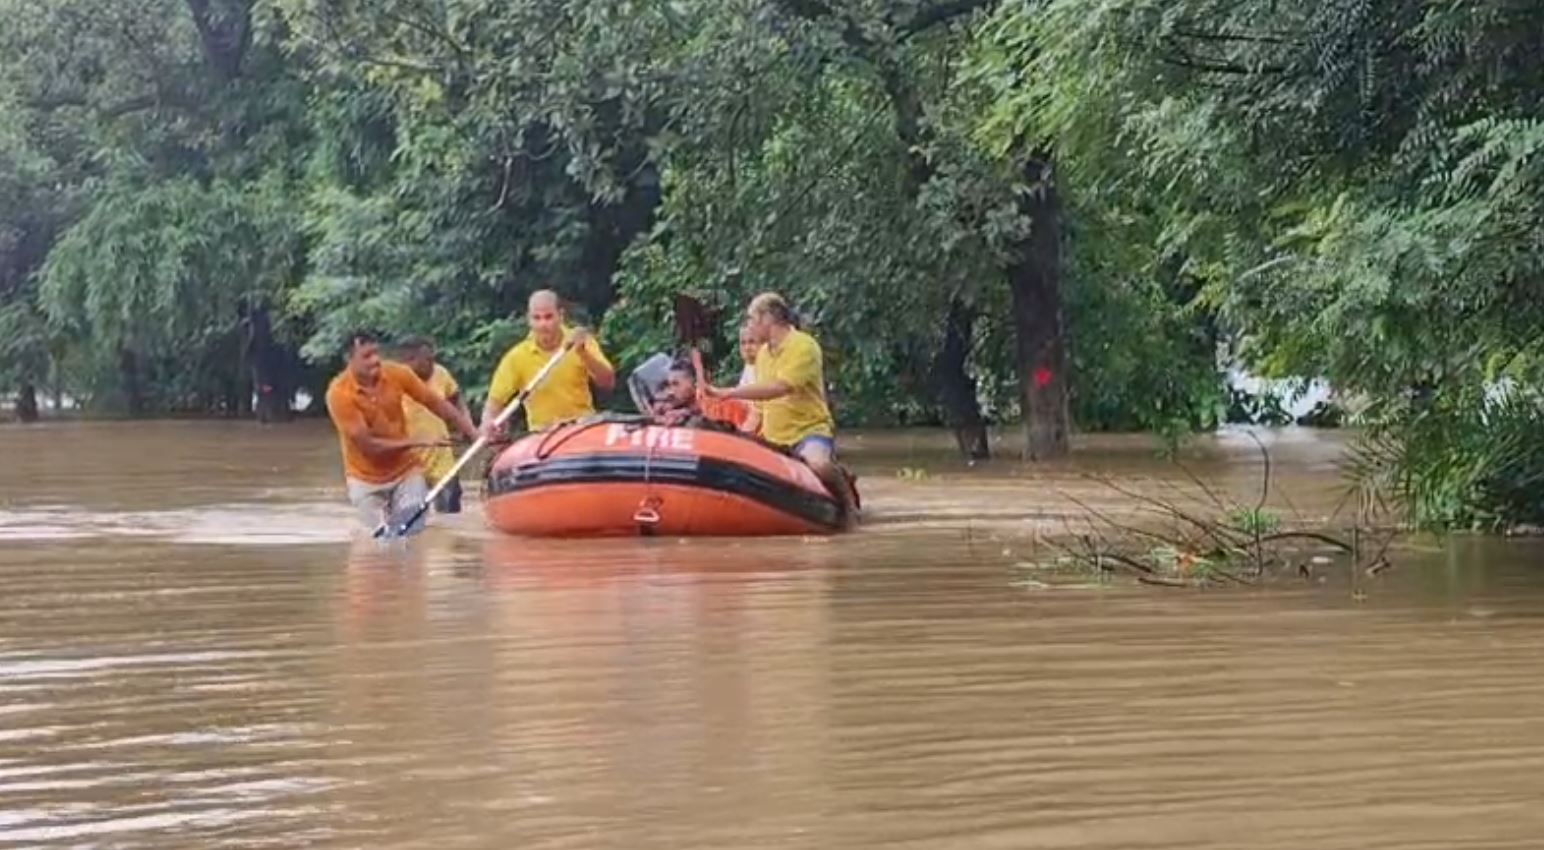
[403,363,460,484]
[487,329,612,430]
[755,328,834,447]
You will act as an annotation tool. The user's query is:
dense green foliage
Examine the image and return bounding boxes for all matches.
[2,0,1540,527]
[974,0,1544,528]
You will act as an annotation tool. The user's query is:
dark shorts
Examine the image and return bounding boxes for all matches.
[433,477,463,514]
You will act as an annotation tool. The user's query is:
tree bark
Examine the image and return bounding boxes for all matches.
[222,379,240,418]
[931,300,990,459]
[48,340,65,412]
[119,348,145,416]
[579,158,662,322]
[184,0,253,81]
[246,304,288,423]
[1006,153,1070,461]
[15,382,39,423]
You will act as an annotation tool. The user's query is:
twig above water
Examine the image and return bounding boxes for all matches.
[1023,440,1400,591]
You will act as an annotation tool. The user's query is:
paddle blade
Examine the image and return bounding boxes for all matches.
[373,502,430,540]
[673,294,718,346]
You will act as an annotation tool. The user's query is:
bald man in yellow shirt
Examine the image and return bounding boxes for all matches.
[482,290,616,437]
[704,292,856,527]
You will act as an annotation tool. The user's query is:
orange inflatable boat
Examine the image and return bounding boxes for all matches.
[483,415,852,537]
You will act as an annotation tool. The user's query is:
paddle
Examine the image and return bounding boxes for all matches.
[673,294,716,346]
[373,337,578,539]
[673,293,716,398]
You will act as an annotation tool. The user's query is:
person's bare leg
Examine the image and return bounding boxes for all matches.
[796,441,857,529]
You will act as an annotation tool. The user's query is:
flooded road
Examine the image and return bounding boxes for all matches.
[2,421,1543,848]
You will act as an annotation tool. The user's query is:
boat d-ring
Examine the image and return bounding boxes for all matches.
[633,496,663,526]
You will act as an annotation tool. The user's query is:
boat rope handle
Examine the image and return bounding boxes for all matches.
[632,496,662,526]
[634,441,662,527]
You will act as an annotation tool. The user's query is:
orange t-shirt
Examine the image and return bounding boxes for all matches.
[700,395,753,431]
[326,362,443,484]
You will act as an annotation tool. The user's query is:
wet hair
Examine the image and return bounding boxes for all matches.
[399,335,433,353]
[668,359,697,384]
[747,292,797,327]
[343,329,380,356]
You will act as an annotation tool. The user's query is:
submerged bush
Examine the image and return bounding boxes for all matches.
[1349,392,1544,532]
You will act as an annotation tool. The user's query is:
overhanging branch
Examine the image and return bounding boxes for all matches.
[773,0,992,54]
[898,0,996,40]
[29,91,195,119]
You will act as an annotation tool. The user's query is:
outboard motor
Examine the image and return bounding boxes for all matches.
[627,352,674,415]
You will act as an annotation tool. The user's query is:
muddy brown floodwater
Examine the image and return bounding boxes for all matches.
[2,420,1543,848]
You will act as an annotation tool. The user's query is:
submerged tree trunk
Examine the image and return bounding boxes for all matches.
[931,300,990,460]
[1006,153,1070,461]
[872,56,994,460]
[49,342,65,412]
[15,382,39,423]
[579,160,663,324]
[247,304,287,423]
[119,348,145,416]
[224,379,242,418]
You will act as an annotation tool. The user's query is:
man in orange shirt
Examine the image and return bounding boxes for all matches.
[326,331,478,535]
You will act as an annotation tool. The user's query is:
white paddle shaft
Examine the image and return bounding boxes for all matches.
[421,338,577,505]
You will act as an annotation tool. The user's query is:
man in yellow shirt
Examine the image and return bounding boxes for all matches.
[400,337,472,514]
[482,289,615,437]
[705,292,856,526]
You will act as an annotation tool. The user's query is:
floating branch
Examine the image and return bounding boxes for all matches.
[1028,439,1400,590]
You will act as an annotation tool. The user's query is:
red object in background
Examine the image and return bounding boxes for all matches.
[1033,367,1054,389]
